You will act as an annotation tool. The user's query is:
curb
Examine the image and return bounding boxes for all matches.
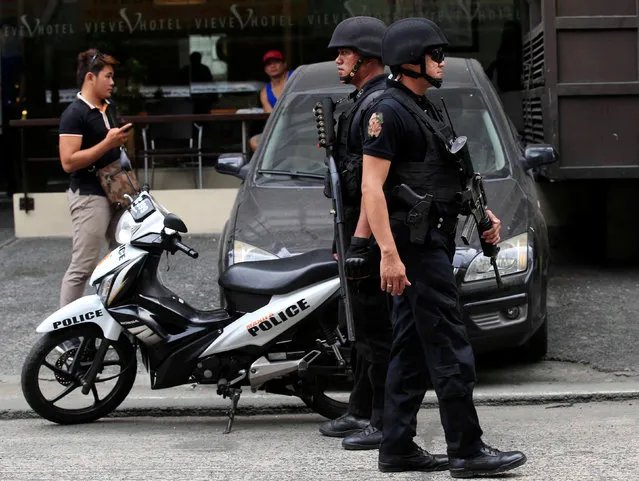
[3,389,638,421]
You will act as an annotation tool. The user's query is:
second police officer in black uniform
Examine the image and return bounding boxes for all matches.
[361,18,528,477]
[317,17,394,451]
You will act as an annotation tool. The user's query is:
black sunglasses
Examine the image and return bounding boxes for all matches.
[428,47,446,64]
[88,51,103,69]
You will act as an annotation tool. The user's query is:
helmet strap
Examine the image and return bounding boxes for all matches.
[340,58,364,84]
[393,61,443,89]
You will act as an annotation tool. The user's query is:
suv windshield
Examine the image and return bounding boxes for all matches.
[258,92,346,180]
[429,88,509,177]
[258,88,508,180]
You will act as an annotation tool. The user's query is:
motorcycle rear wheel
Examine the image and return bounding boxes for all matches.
[301,375,350,420]
[21,325,137,425]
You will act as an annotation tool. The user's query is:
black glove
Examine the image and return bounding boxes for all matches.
[345,236,372,279]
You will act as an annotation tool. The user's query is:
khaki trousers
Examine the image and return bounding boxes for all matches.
[59,189,122,307]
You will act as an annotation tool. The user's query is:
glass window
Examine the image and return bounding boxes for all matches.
[258,93,331,177]
[259,88,508,182]
[1,0,521,194]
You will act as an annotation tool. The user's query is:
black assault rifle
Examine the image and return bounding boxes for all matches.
[440,99,503,288]
[313,98,357,342]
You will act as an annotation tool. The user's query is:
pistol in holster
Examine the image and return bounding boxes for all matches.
[392,184,434,244]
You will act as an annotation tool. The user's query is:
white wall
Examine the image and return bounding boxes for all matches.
[14,169,242,237]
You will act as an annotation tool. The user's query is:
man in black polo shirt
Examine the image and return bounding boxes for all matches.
[58,48,132,307]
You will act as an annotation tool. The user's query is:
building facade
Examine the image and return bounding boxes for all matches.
[1,0,524,195]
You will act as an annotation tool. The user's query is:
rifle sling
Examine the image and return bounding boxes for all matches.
[384,88,450,146]
[385,88,470,191]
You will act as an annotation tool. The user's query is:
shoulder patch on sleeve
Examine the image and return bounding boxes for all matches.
[367,112,384,137]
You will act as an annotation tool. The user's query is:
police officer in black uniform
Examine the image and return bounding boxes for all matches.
[317,16,394,451]
[361,18,527,477]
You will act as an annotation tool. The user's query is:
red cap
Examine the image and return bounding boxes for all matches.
[263,50,284,64]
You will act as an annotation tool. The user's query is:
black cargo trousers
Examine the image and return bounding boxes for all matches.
[380,218,485,457]
[337,205,393,430]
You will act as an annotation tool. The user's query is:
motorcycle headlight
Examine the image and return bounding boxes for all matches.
[232,240,278,264]
[464,232,529,282]
[96,273,116,306]
[115,211,138,245]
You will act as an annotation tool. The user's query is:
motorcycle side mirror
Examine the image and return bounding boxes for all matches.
[164,213,188,233]
[523,144,557,171]
[119,147,133,172]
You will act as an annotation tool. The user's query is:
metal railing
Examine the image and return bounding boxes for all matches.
[9,111,269,212]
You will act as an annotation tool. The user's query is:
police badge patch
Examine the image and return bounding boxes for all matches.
[368,113,383,137]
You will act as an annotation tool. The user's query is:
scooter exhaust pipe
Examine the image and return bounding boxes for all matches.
[249,351,321,390]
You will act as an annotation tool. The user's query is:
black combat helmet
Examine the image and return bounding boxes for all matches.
[382,17,449,88]
[328,16,387,83]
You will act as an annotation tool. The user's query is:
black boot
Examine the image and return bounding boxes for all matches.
[449,443,527,478]
[342,425,382,450]
[378,442,449,473]
[319,413,369,438]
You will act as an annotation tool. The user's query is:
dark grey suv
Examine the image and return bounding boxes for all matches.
[215,59,557,360]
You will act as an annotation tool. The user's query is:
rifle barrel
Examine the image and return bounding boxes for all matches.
[491,257,503,288]
[316,97,356,342]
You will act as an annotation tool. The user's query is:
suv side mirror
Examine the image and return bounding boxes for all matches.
[215,153,248,180]
[523,144,557,171]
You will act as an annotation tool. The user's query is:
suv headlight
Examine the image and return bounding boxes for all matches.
[96,273,115,306]
[232,240,278,264]
[464,232,529,282]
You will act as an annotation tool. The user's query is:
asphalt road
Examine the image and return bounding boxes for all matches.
[1,401,637,481]
[1,234,638,378]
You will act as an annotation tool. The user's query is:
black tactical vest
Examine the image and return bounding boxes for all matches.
[333,76,386,205]
[371,86,462,211]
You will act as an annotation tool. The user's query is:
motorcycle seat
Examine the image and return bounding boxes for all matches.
[218,248,338,295]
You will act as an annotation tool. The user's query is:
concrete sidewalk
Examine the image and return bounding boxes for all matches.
[3,371,639,421]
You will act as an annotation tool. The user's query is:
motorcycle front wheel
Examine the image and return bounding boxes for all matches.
[21,325,137,424]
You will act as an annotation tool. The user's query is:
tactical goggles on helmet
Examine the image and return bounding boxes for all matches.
[427,47,445,64]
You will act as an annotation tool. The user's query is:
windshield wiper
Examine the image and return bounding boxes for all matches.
[257,169,324,180]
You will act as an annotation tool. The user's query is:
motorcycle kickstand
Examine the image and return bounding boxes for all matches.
[217,369,246,434]
[223,388,242,434]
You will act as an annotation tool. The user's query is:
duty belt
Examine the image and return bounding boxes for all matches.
[391,209,459,236]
